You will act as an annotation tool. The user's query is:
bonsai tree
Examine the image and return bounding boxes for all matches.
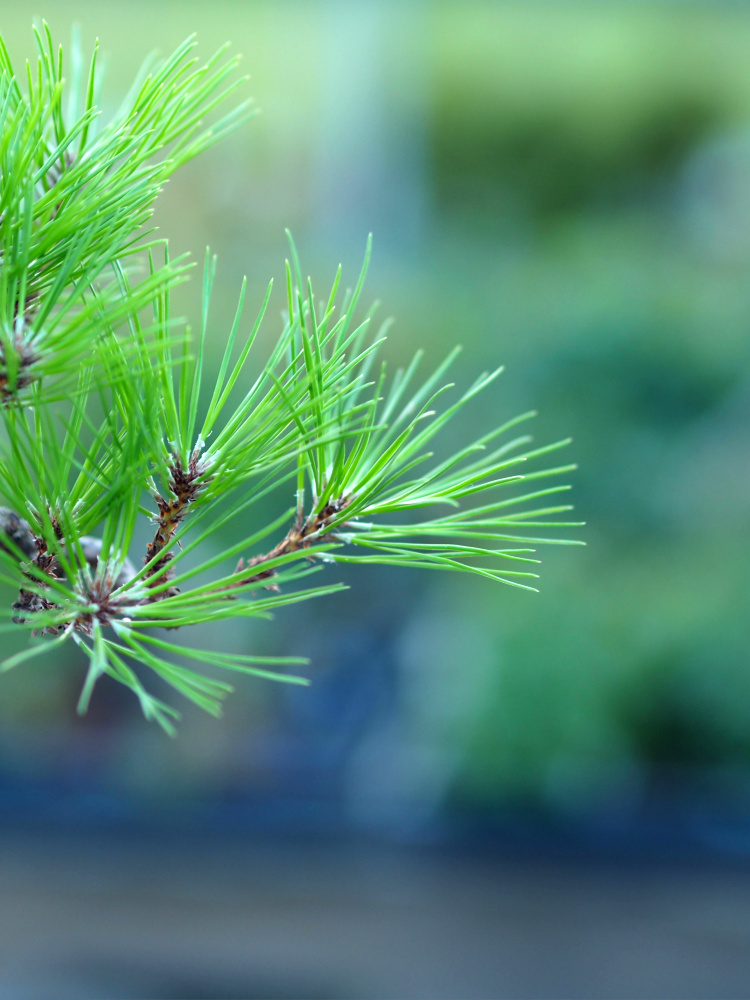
[0,25,581,733]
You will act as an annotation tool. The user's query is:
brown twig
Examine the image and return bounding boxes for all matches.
[0,339,41,401]
[1,153,75,401]
[229,497,351,593]
[144,453,210,601]
[11,522,63,633]
[3,506,139,633]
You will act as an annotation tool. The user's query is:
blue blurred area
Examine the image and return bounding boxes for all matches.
[1,1,750,996]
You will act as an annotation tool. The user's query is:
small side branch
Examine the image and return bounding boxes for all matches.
[144,453,211,600]
[0,336,42,401]
[1,152,75,401]
[232,497,351,591]
[11,521,63,633]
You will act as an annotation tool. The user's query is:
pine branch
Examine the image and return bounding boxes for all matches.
[0,24,584,732]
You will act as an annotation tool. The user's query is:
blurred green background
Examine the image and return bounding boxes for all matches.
[4,3,750,997]
[0,0,749,843]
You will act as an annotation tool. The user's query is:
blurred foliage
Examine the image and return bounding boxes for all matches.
[431,4,750,221]
[0,1,748,827]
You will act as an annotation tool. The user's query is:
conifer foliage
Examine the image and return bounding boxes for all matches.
[0,25,581,732]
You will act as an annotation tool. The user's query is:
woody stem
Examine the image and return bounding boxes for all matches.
[144,456,210,601]
[232,499,350,590]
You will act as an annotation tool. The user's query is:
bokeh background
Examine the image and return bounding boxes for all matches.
[1,2,750,997]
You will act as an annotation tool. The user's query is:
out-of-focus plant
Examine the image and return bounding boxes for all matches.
[0,25,581,733]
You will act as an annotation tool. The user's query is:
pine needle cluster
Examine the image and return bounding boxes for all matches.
[0,25,582,733]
